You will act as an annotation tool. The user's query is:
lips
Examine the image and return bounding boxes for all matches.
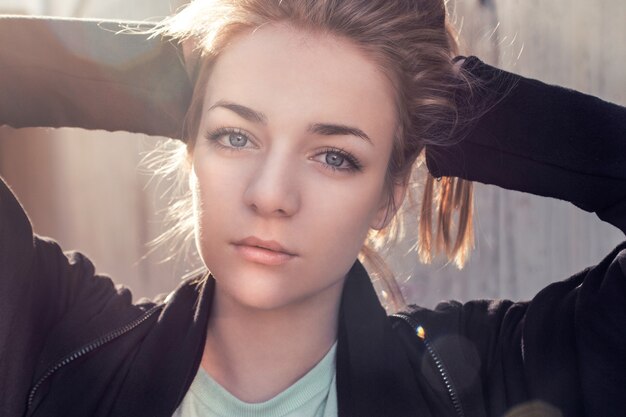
[233,236,296,255]
[232,236,297,266]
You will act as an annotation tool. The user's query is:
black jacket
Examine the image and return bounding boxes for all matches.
[1,17,625,417]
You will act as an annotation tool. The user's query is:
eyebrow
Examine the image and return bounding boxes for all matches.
[308,123,372,144]
[207,100,372,145]
[208,100,268,124]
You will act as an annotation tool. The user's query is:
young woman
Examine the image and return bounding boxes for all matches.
[1,1,625,416]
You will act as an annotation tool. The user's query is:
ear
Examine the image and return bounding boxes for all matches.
[370,181,408,230]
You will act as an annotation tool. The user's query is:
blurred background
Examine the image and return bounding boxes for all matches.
[0,0,624,307]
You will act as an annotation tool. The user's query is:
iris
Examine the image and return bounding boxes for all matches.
[229,133,248,147]
[325,152,345,167]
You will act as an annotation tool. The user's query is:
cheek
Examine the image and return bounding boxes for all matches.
[189,152,247,259]
[191,145,253,213]
[301,171,387,255]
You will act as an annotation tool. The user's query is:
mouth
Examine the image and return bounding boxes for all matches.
[232,236,297,266]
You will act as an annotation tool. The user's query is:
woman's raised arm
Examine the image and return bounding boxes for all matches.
[405,58,626,415]
[427,56,626,234]
[0,16,178,415]
[0,15,191,137]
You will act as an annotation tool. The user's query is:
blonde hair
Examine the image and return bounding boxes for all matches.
[151,0,476,311]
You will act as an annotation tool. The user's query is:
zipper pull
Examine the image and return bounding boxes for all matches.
[416,325,426,340]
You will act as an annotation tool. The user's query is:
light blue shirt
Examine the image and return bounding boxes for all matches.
[173,342,338,417]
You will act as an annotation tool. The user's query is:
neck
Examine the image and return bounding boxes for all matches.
[201,279,343,403]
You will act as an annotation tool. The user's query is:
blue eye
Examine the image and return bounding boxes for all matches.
[206,127,254,150]
[325,152,345,167]
[228,132,248,147]
[315,147,362,173]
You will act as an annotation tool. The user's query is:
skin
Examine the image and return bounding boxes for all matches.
[191,23,404,403]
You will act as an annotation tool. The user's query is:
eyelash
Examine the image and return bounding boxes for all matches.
[204,127,363,173]
[205,127,254,151]
[316,147,362,173]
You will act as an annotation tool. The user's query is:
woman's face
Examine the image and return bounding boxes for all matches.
[191,23,400,311]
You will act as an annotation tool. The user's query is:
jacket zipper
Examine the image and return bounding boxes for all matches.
[390,312,465,417]
[26,304,164,412]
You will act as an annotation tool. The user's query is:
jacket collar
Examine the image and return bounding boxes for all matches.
[336,260,431,417]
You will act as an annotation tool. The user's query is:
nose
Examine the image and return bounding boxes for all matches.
[242,150,301,218]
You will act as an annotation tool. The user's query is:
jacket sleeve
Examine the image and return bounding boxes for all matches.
[426,56,626,234]
[0,179,135,415]
[0,15,191,138]
[413,59,626,416]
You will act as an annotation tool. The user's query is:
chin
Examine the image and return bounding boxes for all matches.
[213,264,343,313]
[224,282,310,312]
[211,266,305,310]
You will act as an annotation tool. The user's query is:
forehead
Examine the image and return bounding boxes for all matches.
[203,23,397,141]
